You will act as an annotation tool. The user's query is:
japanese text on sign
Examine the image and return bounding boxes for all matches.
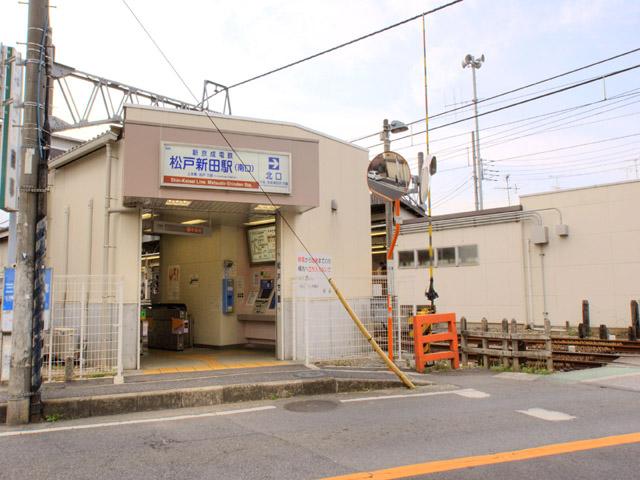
[160,143,291,194]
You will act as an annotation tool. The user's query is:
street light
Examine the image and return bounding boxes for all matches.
[462,53,485,210]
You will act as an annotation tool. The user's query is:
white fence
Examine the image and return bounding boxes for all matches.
[44,275,123,381]
[285,275,416,364]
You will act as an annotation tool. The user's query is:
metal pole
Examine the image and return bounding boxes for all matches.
[471,132,479,211]
[114,282,124,384]
[471,65,483,210]
[7,0,48,425]
[381,119,395,360]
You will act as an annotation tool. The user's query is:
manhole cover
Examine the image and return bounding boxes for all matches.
[283,400,339,413]
[293,371,327,379]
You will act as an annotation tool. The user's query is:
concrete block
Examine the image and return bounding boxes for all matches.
[260,380,304,400]
[223,384,265,403]
[300,378,335,396]
[137,391,183,412]
[180,387,224,408]
[90,394,138,417]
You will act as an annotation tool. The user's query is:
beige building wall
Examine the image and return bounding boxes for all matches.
[521,180,640,329]
[395,221,527,323]
[280,135,371,299]
[395,180,640,329]
[47,141,141,368]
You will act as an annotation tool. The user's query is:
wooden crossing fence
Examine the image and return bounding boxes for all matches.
[460,317,553,372]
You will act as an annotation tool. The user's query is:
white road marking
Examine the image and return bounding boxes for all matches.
[517,408,576,422]
[494,372,539,381]
[340,388,490,403]
[455,389,491,399]
[0,405,276,438]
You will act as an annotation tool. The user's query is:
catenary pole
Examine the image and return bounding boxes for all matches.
[6,0,49,425]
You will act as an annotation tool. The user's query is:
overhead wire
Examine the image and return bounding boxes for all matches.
[351,46,640,142]
[218,0,464,91]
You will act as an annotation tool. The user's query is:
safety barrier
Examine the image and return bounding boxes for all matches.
[413,313,459,373]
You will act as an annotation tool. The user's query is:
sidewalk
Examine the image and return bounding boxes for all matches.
[0,364,431,422]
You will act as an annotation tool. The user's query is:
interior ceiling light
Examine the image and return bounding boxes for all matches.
[141,212,153,220]
[252,204,278,212]
[165,199,192,207]
[181,219,207,225]
[243,218,276,226]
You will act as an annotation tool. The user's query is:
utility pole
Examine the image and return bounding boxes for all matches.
[470,131,479,210]
[462,54,485,210]
[7,0,49,425]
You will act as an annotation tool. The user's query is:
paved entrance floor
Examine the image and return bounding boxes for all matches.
[139,346,284,374]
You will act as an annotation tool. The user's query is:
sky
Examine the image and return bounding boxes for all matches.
[2,0,640,215]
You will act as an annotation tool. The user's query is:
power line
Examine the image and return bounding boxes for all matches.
[351,46,640,142]
[436,138,640,174]
[415,64,640,138]
[490,132,640,163]
[379,88,640,155]
[434,93,640,161]
[225,0,464,90]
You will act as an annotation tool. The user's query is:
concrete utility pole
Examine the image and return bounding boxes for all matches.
[7,0,49,425]
[462,54,485,210]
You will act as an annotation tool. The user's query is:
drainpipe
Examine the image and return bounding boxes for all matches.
[526,239,535,326]
[103,142,113,278]
[539,246,549,323]
[86,199,93,275]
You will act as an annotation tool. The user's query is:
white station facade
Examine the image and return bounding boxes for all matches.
[44,105,371,370]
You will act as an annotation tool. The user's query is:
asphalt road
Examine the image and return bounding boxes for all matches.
[1,369,639,480]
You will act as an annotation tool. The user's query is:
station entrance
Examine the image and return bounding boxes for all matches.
[138,206,285,374]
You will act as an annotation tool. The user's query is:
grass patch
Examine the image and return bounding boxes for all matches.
[45,413,63,423]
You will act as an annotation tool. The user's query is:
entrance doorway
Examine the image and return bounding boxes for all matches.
[138,208,283,374]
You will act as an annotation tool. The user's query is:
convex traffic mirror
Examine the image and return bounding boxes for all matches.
[367,151,411,201]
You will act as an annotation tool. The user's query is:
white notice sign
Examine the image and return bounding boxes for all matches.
[295,253,333,298]
[160,142,291,194]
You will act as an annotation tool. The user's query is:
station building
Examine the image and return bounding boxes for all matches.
[393,179,640,330]
[40,105,371,372]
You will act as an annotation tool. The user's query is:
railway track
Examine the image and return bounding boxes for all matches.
[459,335,640,370]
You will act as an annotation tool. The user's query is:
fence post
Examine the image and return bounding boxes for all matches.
[114,282,124,385]
[599,324,609,340]
[501,319,509,368]
[460,317,468,366]
[304,293,309,365]
[510,319,520,371]
[544,319,553,372]
[291,280,297,361]
[581,300,591,337]
[79,281,87,379]
[631,300,640,334]
[481,318,489,368]
[397,299,402,362]
[47,285,55,383]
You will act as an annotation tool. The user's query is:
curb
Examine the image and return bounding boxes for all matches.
[1,377,425,423]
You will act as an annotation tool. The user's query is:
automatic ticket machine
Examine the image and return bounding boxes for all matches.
[238,278,276,345]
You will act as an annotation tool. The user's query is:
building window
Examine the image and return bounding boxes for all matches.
[458,245,479,265]
[417,249,434,267]
[436,247,456,267]
[398,250,415,268]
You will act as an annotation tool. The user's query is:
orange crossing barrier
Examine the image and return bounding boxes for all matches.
[413,313,459,373]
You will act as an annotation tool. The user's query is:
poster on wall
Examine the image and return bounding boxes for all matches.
[247,225,276,264]
[168,265,181,301]
[295,253,333,298]
[2,267,15,332]
[160,142,291,194]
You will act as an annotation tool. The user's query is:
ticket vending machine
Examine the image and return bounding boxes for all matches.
[238,278,276,345]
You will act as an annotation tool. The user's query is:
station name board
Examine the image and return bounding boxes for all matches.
[160,142,291,194]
